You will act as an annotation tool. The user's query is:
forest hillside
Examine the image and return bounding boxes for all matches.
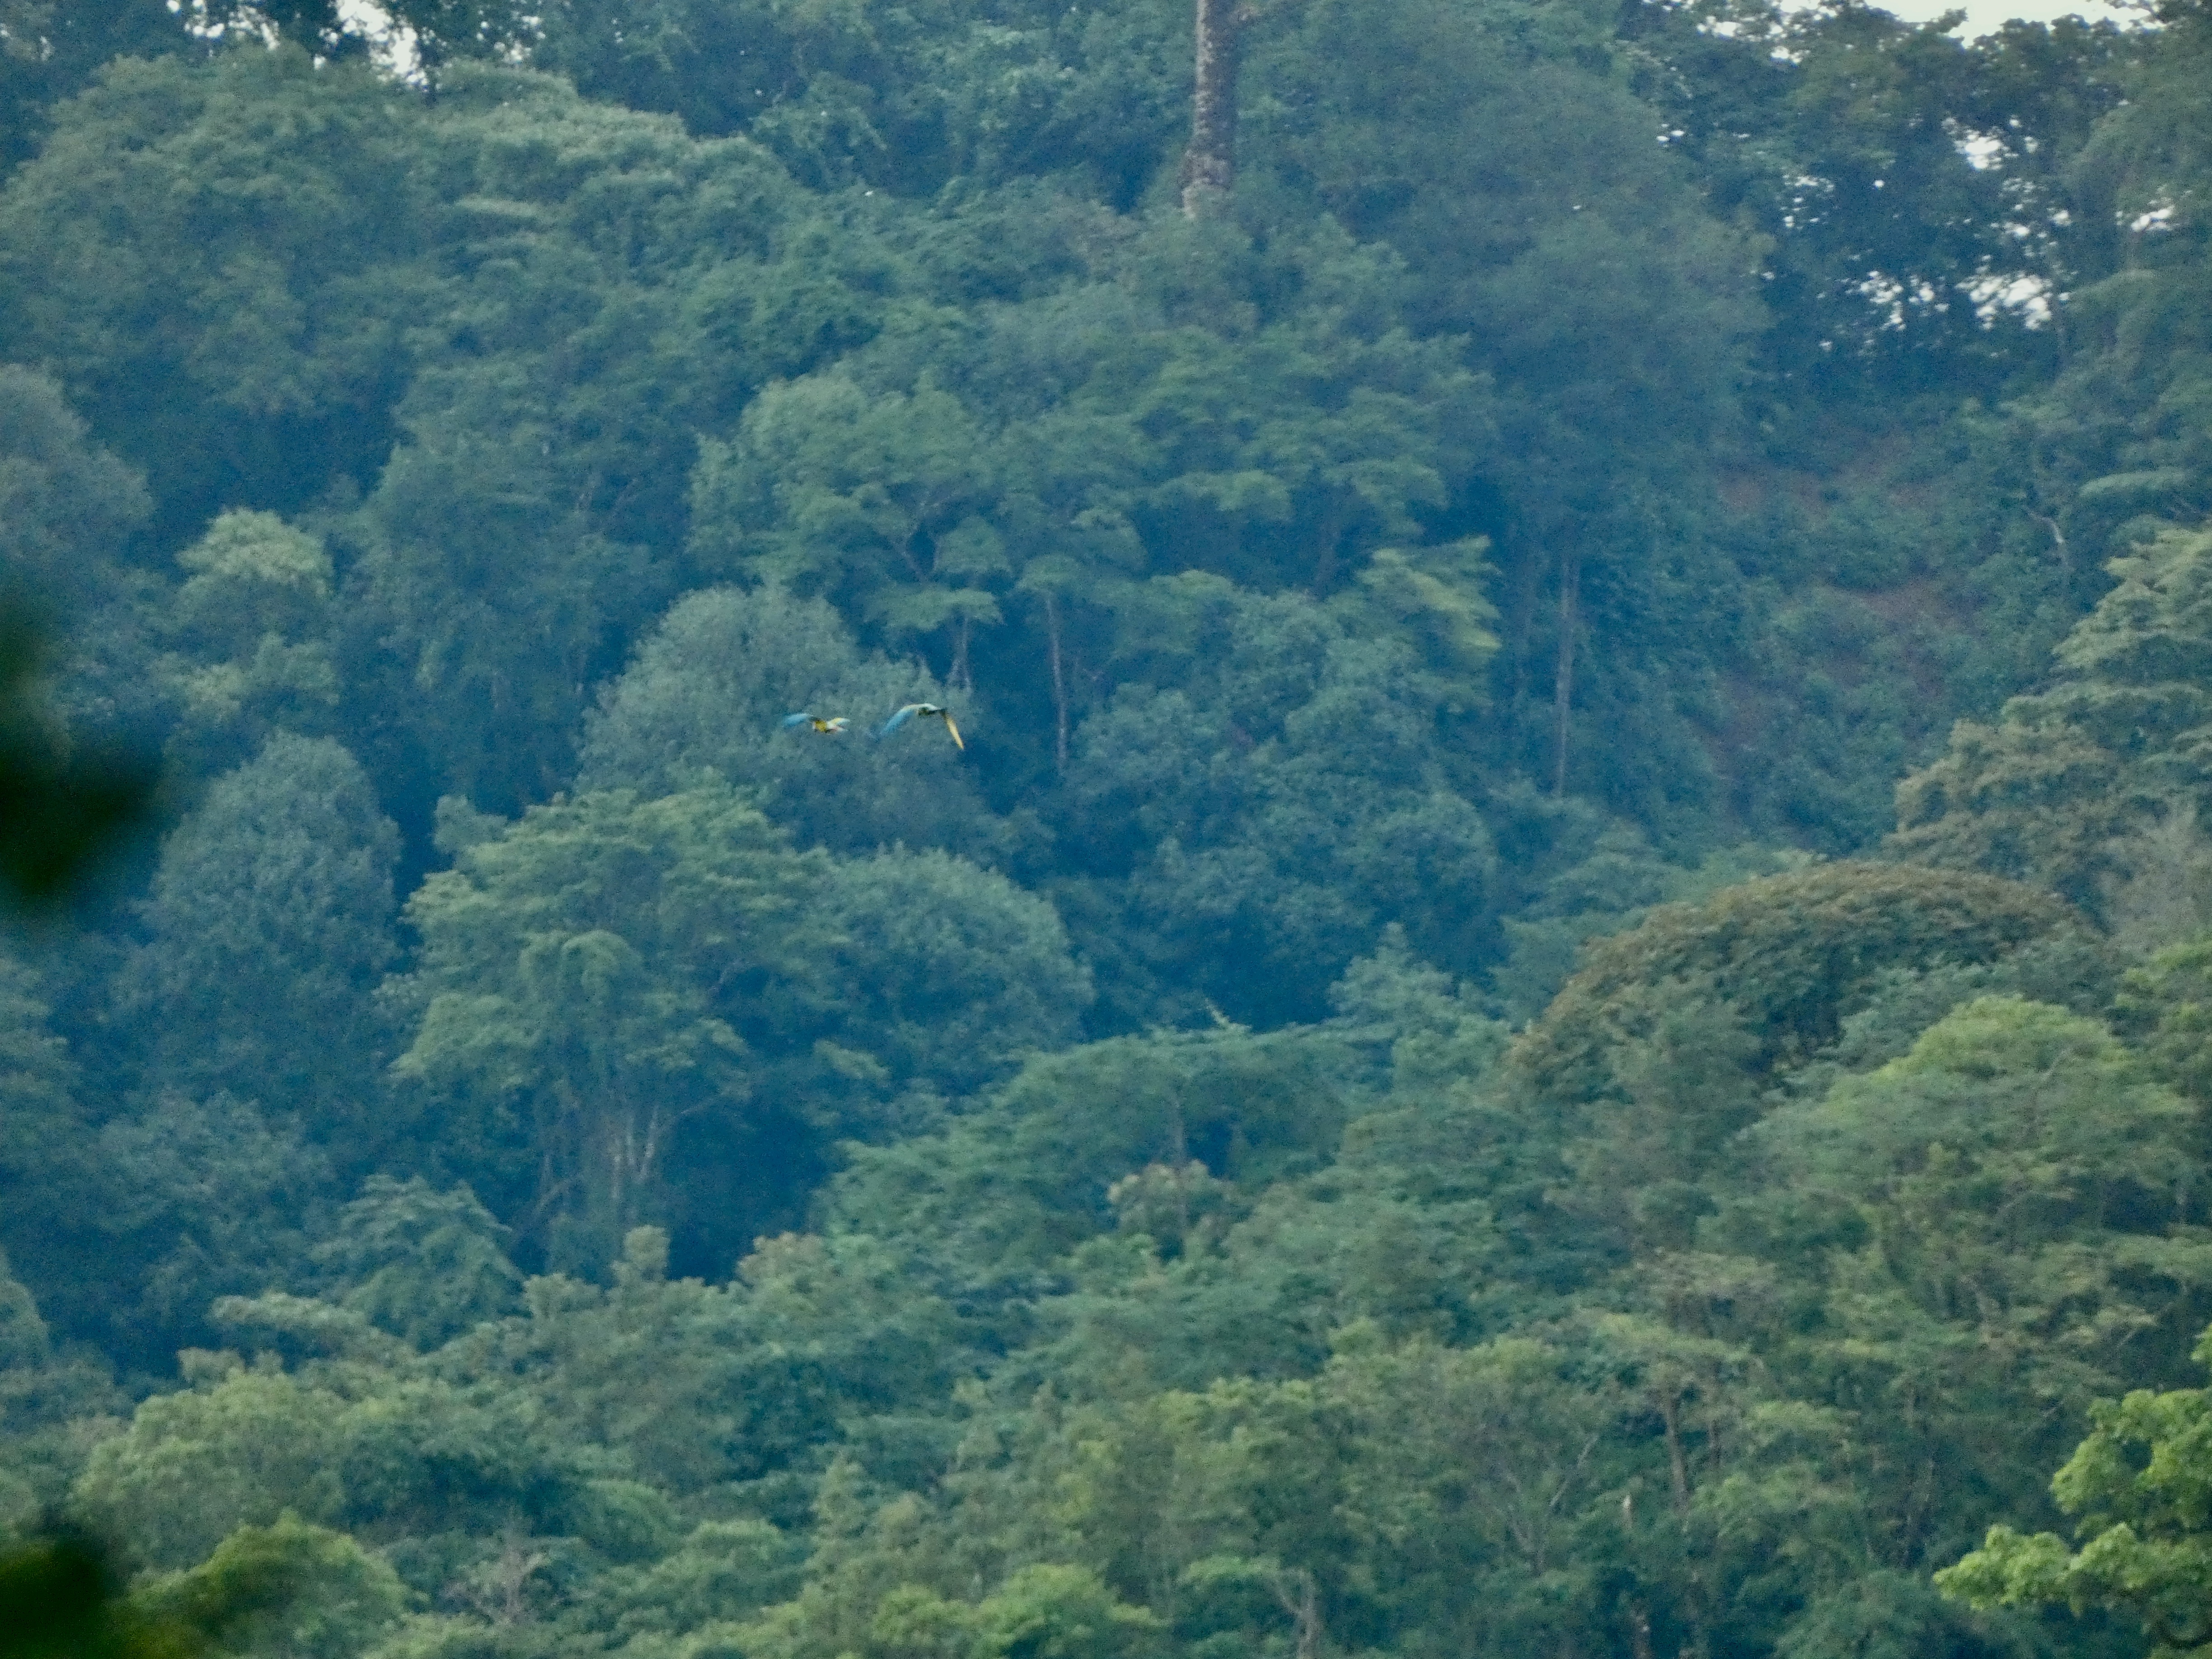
[4,0,2212,1653]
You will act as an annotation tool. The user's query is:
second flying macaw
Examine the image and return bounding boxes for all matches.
[879,703,963,750]
[782,712,851,734]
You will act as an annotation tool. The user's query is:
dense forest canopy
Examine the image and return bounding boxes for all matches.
[5,0,2212,1653]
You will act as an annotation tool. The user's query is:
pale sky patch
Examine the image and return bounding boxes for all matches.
[1854,0,2141,36]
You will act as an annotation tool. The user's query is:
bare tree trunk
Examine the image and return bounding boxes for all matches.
[1181,0,1252,216]
[1267,1566,1321,1659]
[1657,1392,1691,1515]
[1166,1089,1193,1237]
[1552,551,1579,794]
[1627,1602,1656,1659]
[1044,592,1069,774]
[2031,511,2070,571]
[1308,503,1346,594]
[951,614,974,693]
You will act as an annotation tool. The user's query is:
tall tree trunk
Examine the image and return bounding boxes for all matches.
[1309,501,1346,594]
[951,614,974,693]
[1044,591,1069,774]
[1626,1602,1656,1659]
[1181,0,1251,216]
[1266,1567,1321,1659]
[1658,1392,1692,1514]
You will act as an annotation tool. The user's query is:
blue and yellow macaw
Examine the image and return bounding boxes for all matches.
[782,712,851,734]
[879,703,963,750]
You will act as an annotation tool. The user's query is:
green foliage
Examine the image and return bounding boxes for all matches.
[1941,1322,2212,1659]
[1894,527,2212,911]
[1517,861,2078,1102]
[393,771,1092,1269]
[73,1367,354,1571]
[530,0,1185,198]
[826,1020,1364,1296]
[118,733,398,1132]
[0,0,186,173]
[972,1564,1162,1659]
[0,51,431,538]
[0,367,150,617]
[1324,1333,1612,1648]
[86,1094,333,1369]
[693,375,1006,660]
[191,0,531,76]
[1631,0,2116,395]
[8,6,2212,1659]
[1491,832,1814,1023]
[2028,9,2212,566]
[569,1516,801,1635]
[816,848,1092,1096]
[1057,575,1501,1026]
[0,953,90,1316]
[577,584,991,858]
[159,512,340,777]
[330,65,817,811]
[1755,998,2211,1412]
[314,1179,521,1352]
[137,1516,405,1659]
[0,1522,297,1659]
[391,784,830,1270]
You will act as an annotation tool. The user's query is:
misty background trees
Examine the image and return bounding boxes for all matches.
[4,0,2212,1654]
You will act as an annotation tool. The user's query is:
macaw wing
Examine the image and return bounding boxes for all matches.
[879,705,923,738]
[781,712,814,728]
[941,712,964,750]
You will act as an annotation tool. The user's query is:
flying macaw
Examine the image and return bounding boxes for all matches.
[782,712,851,734]
[879,703,963,750]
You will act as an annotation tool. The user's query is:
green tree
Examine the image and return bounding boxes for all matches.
[0,1522,309,1659]
[118,734,399,1134]
[1058,574,1500,1026]
[331,65,815,814]
[2020,6,2212,567]
[972,1564,1162,1659]
[72,1366,352,1571]
[1894,526,2212,913]
[1940,1320,2212,1659]
[70,1335,637,1590]
[0,50,431,539]
[560,1517,802,1645]
[0,366,150,617]
[1323,1332,1615,1657]
[187,0,532,76]
[158,511,341,778]
[88,1093,333,1370]
[825,1019,1362,1307]
[137,1516,406,1659]
[691,375,1006,691]
[313,1177,522,1352]
[1749,997,2212,1573]
[577,584,994,858]
[0,0,188,173]
[815,848,1092,1097]
[1516,861,2077,1106]
[530,0,1185,198]
[0,953,94,1336]
[389,785,830,1271]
